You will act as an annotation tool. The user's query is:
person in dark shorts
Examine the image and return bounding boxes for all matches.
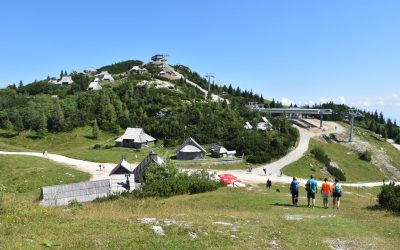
[332,178,342,209]
[306,175,318,208]
[266,179,272,190]
[290,177,300,206]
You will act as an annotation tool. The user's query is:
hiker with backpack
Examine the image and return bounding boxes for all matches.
[290,177,300,206]
[332,178,342,209]
[321,178,331,208]
[305,175,318,208]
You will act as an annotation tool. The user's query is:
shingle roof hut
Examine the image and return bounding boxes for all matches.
[132,151,164,183]
[211,144,236,158]
[115,128,156,148]
[176,137,206,160]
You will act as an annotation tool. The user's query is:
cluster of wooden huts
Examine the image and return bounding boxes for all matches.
[244,117,273,131]
[115,128,237,160]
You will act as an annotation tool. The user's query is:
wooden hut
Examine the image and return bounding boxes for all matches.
[115,128,156,148]
[176,137,206,160]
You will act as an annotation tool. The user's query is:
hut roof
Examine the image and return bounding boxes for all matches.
[259,117,270,124]
[176,137,206,154]
[212,144,228,154]
[88,82,102,90]
[129,66,148,72]
[244,121,253,129]
[57,76,73,85]
[109,157,133,175]
[132,151,164,182]
[115,128,156,143]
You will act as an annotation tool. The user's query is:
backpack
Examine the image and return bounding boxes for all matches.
[305,181,310,191]
[291,181,299,192]
[334,183,342,195]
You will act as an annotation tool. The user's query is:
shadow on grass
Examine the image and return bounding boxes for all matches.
[27,134,42,140]
[0,132,18,139]
[365,205,400,215]
[271,203,313,208]
[83,135,97,140]
[366,204,381,211]
[369,134,383,142]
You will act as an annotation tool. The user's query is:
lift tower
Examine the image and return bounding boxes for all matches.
[348,109,363,142]
[205,73,215,96]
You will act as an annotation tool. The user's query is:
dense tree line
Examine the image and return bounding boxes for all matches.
[98,60,144,74]
[0,81,297,164]
[0,60,303,163]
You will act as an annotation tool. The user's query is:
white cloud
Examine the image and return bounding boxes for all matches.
[280,97,294,106]
[352,93,400,108]
[318,96,347,105]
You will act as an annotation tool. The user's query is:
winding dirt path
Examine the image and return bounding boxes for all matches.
[213,121,368,186]
[0,151,129,181]
[0,120,396,187]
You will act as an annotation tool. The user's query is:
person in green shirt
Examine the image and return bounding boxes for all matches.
[305,175,318,208]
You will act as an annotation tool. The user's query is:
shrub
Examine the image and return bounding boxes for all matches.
[311,147,331,166]
[359,150,372,162]
[132,163,222,198]
[327,165,346,181]
[94,192,130,202]
[378,183,400,212]
[93,144,101,149]
[68,199,82,208]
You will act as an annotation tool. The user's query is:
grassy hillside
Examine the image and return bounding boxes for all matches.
[0,184,398,249]
[0,127,167,163]
[0,155,89,198]
[351,124,400,171]
[283,138,385,182]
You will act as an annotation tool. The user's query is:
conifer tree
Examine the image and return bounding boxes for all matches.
[92,119,99,139]
[14,114,24,134]
[37,113,48,138]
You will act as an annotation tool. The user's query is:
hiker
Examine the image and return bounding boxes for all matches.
[263,167,267,175]
[280,170,283,177]
[248,166,253,173]
[266,179,272,190]
[332,178,342,209]
[290,177,300,206]
[102,164,105,171]
[321,178,331,208]
[99,164,102,171]
[305,175,318,208]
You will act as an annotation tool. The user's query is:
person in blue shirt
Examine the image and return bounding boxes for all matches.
[306,175,318,208]
[290,176,300,206]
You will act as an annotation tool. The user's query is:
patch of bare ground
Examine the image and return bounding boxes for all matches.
[324,237,382,250]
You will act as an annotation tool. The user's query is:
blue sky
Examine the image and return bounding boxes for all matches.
[1,0,399,122]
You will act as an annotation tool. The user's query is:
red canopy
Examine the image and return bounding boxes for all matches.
[218,174,241,184]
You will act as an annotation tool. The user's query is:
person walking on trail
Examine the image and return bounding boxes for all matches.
[321,178,331,208]
[306,175,318,208]
[263,167,267,176]
[332,178,342,209]
[266,179,272,190]
[290,177,300,206]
